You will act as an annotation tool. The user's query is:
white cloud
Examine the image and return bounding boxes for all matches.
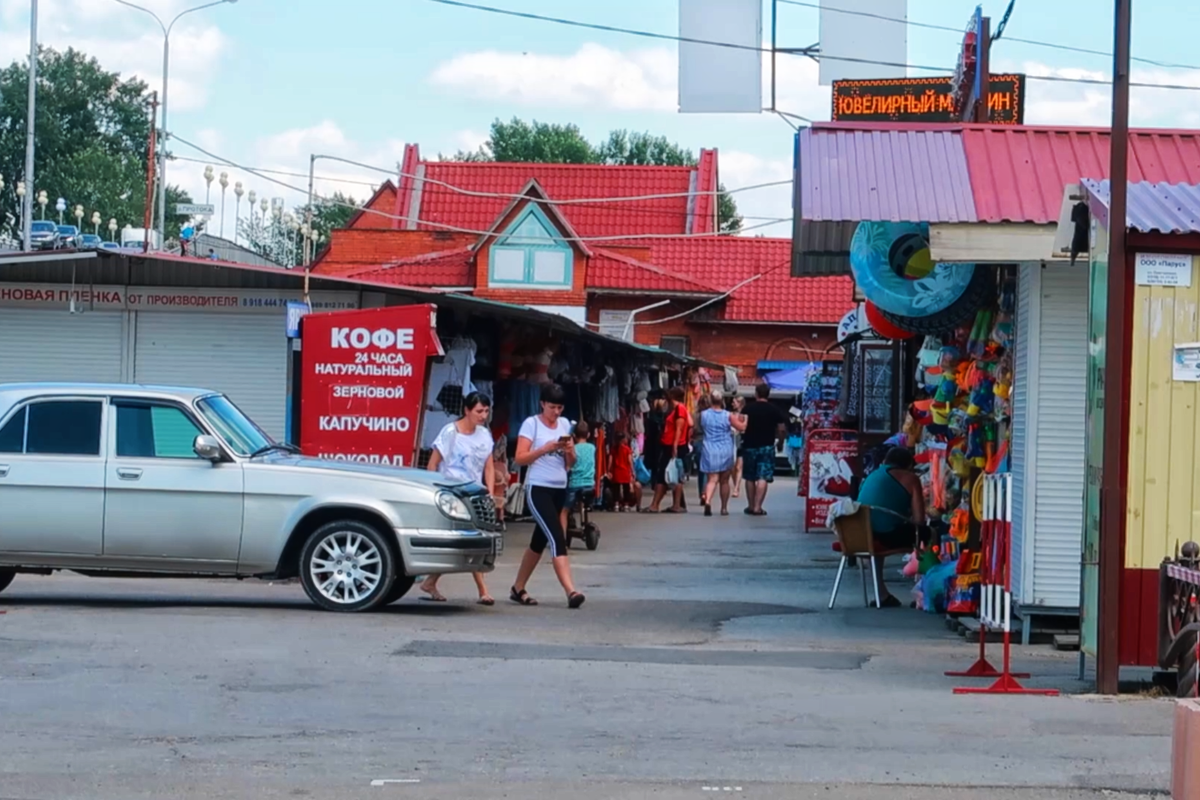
[0,0,228,111]
[998,60,1200,128]
[431,43,677,111]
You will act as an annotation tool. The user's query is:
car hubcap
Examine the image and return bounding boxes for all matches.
[309,531,383,604]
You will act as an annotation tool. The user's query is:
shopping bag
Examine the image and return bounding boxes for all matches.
[664,458,683,486]
[634,457,652,485]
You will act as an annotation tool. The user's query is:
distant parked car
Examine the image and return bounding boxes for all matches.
[79,233,103,250]
[0,382,504,612]
[99,241,121,251]
[56,225,80,249]
[29,220,60,250]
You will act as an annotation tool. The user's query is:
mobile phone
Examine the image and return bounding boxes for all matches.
[558,436,572,444]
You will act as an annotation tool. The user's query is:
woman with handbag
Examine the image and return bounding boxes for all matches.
[647,386,690,514]
[420,392,496,605]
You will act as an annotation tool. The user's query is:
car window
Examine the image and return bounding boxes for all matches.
[25,400,103,456]
[31,221,55,232]
[0,407,27,453]
[115,403,205,458]
[196,395,272,457]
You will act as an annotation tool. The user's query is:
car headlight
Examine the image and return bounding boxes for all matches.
[435,491,473,522]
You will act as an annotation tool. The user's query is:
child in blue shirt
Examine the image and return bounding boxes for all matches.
[563,421,597,532]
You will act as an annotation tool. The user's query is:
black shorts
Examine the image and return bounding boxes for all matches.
[874,521,920,551]
[526,484,568,557]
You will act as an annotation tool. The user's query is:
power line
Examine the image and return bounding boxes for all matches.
[778,0,1200,73]
[170,155,381,189]
[169,133,793,243]
[421,0,1200,91]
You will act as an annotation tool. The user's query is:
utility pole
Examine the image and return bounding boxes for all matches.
[1098,0,1133,697]
[143,92,158,254]
[21,0,37,251]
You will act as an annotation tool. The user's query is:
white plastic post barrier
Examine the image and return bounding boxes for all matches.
[953,473,1058,696]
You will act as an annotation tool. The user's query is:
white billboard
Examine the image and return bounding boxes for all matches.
[678,0,763,114]
[819,0,908,85]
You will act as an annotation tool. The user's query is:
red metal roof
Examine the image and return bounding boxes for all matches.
[801,124,978,223]
[962,125,1200,224]
[588,248,717,295]
[313,229,476,285]
[642,237,854,324]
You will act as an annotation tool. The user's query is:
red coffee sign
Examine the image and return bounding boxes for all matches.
[300,304,443,468]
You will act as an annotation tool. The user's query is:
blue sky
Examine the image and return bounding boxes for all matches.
[2,0,1199,237]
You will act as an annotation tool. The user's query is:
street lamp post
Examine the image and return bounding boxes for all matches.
[108,218,118,243]
[218,171,228,238]
[55,196,65,224]
[233,182,243,243]
[91,211,101,235]
[203,164,214,204]
[37,190,47,219]
[22,0,37,251]
[112,0,238,247]
[15,182,25,244]
[73,204,83,236]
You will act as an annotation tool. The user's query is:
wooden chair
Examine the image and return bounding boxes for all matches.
[828,505,912,610]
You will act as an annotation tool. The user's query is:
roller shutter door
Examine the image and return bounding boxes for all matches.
[133,312,288,440]
[0,309,124,384]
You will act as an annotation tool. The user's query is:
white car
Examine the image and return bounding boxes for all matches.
[0,383,502,612]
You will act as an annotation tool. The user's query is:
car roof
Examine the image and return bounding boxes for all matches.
[0,383,219,406]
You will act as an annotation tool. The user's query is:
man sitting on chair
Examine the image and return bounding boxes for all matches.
[856,447,925,607]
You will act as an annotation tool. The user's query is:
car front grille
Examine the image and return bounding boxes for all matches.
[467,493,501,532]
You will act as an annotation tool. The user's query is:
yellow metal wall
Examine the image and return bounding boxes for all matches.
[1125,253,1200,569]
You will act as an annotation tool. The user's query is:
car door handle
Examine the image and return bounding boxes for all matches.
[0,465,8,478]
[116,467,143,480]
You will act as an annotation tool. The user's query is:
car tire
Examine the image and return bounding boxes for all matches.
[299,520,397,613]
[878,265,995,336]
[0,569,13,595]
[382,575,415,606]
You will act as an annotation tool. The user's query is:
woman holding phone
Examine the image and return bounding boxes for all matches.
[510,383,586,609]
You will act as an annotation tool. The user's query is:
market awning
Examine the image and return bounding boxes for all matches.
[757,360,811,371]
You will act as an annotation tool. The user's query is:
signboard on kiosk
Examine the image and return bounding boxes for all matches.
[831,74,1025,124]
[299,305,444,468]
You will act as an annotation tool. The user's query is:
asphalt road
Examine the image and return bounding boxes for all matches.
[0,487,1175,800]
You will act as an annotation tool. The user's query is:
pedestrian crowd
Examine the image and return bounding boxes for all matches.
[418,382,789,606]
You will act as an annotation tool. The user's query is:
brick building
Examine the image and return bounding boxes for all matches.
[312,144,853,382]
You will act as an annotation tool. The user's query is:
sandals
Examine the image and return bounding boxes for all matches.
[510,587,538,606]
[568,592,586,609]
[477,596,495,606]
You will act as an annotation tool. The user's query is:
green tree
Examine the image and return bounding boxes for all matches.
[294,191,360,245]
[445,118,742,233]
[0,46,192,243]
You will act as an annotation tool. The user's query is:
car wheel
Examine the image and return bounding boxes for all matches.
[299,520,396,612]
[0,569,13,594]
[382,575,415,606]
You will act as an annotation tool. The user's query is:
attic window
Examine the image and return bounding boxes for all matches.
[488,204,573,290]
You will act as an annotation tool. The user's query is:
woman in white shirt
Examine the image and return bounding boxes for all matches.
[420,392,496,605]
[510,383,585,609]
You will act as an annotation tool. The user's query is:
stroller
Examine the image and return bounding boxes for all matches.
[565,488,602,551]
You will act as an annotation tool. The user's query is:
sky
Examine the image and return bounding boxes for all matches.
[1,0,1199,241]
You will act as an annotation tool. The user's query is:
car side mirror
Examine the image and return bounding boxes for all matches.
[193,434,223,462]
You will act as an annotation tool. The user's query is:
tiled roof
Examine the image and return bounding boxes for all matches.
[344,246,475,288]
[1081,179,1200,234]
[799,124,978,223]
[643,237,855,324]
[588,248,717,295]
[413,161,699,238]
[963,126,1200,224]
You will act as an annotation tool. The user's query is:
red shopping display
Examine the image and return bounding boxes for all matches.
[300,305,443,468]
[804,434,858,530]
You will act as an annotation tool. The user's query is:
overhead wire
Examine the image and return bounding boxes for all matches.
[169,133,792,243]
[421,0,1200,91]
[170,155,381,189]
[778,0,1200,73]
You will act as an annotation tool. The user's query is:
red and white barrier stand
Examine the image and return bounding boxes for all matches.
[952,473,1059,696]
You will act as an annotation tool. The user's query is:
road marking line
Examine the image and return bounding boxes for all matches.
[370,779,421,786]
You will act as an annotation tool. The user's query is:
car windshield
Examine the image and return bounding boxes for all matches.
[82,235,100,242]
[31,221,55,232]
[57,226,77,235]
[195,394,273,457]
